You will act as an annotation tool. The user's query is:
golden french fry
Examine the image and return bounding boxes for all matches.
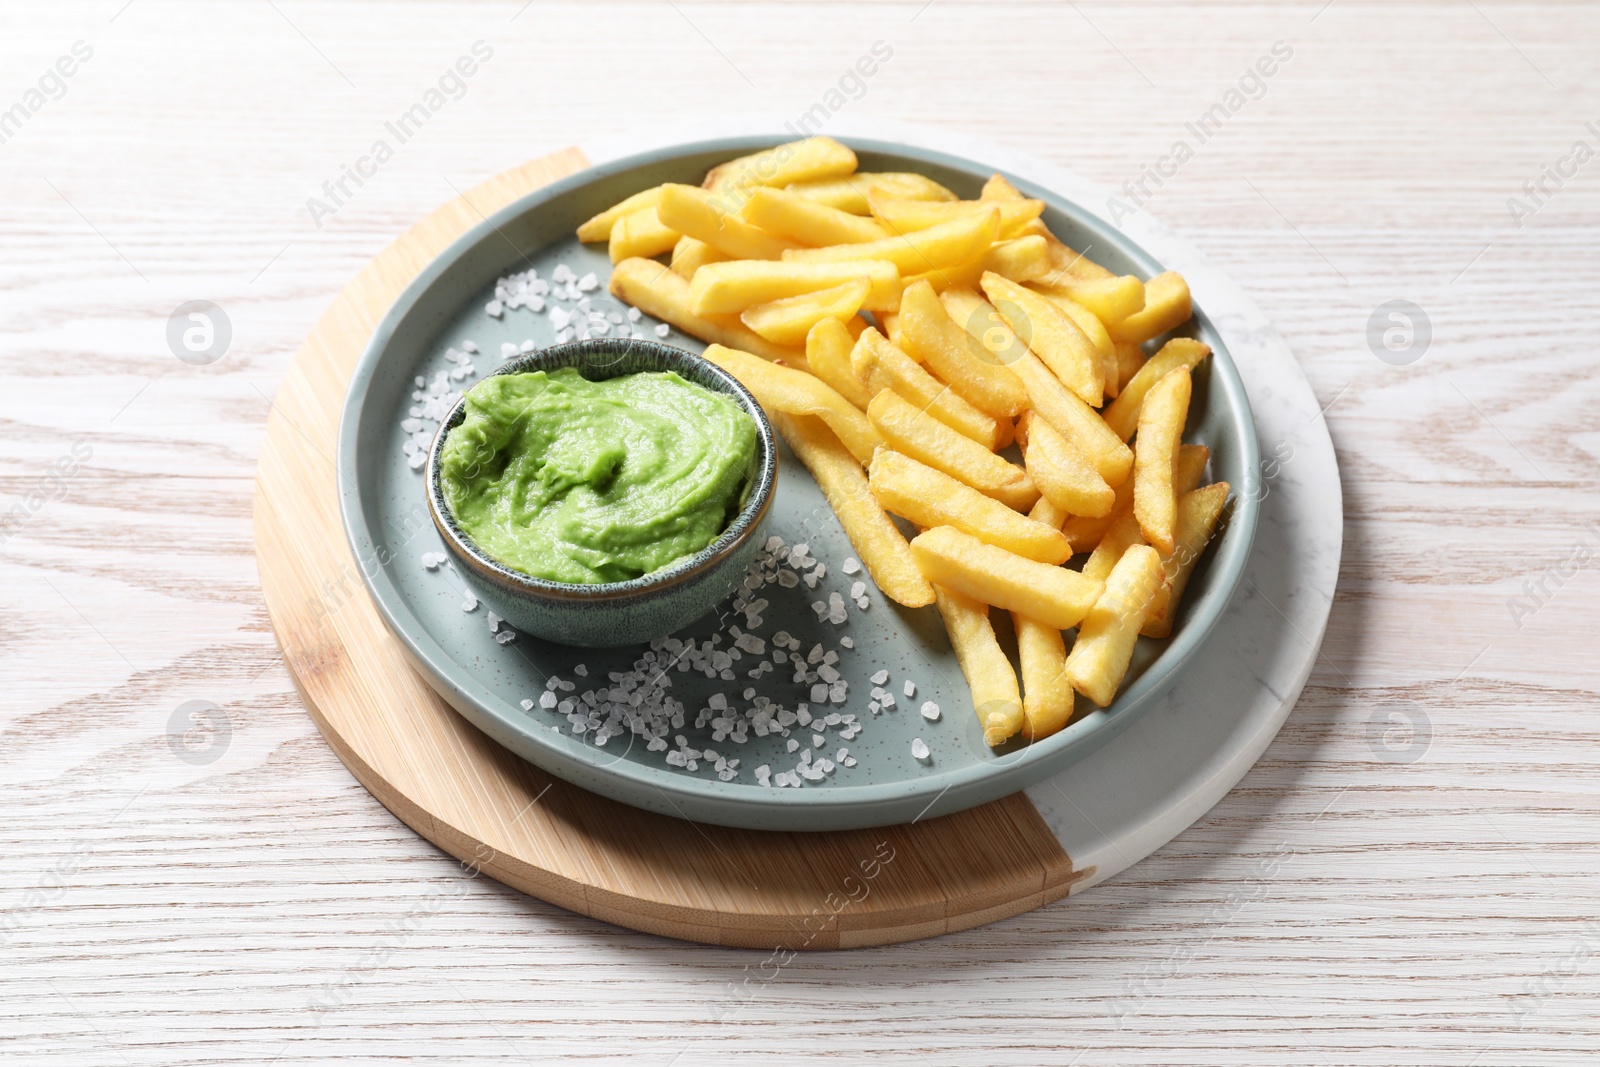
[703,344,881,465]
[703,136,858,198]
[608,206,680,263]
[806,318,872,409]
[1028,494,1070,529]
[941,287,1133,487]
[1034,274,1146,324]
[867,390,1036,510]
[851,328,1005,450]
[933,585,1024,748]
[669,236,728,279]
[911,526,1103,630]
[576,184,666,243]
[1114,341,1146,396]
[773,413,934,609]
[689,258,900,316]
[1038,236,1118,282]
[1106,271,1192,343]
[740,278,870,346]
[979,272,1103,406]
[902,235,1052,293]
[656,184,798,261]
[878,310,903,347]
[898,279,1028,418]
[868,450,1069,564]
[869,193,1044,239]
[980,173,1026,201]
[741,186,889,245]
[783,209,1000,277]
[1065,544,1164,706]
[1017,411,1115,517]
[1034,288,1116,363]
[1078,444,1210,570]
[1132,367,1192,554]
[1012,612,1076,740]
[1142,482,1231,638]
[784,171,958,214]
[1102,338,1211,441]
[609,258,806,365]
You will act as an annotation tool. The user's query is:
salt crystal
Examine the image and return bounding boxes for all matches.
[786,738,799,753]
[813,733,825,747]
[577,272,599,292]
[842,557,861,575]
[487,612,502,633]
[870,669,889,685]
[912,738,930,760]
[920,701,941,721]
[462,590,478,611]
[840,636,853,648]
[654,323,670,338]
[539,691,557,709]
[903,680,916,698]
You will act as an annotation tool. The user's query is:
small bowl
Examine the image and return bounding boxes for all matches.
[425,338,777,648]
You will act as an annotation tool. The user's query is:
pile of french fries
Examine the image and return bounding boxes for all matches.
[577,137,1231,748]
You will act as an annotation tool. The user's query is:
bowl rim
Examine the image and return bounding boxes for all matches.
[424,336,778,603]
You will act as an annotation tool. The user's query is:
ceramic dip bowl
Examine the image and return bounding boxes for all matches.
[425,337,777,647]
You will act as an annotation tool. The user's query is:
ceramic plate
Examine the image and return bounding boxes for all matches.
[337,137,1259,831]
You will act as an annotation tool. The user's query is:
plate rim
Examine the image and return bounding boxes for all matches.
[336,135,1262,829]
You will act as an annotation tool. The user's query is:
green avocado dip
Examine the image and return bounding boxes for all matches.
[439,367,759,585]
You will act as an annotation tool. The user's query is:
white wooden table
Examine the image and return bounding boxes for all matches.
[4,3,1597,1063]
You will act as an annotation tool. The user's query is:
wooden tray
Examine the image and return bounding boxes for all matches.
[253,148,1093,949]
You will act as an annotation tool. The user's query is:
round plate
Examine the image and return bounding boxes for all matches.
[337,138,1260,831]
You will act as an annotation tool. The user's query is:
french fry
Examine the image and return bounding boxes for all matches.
[703,136,858,197]
[867,390,1037,510]
[980,173,1027,201]
[702,344,882,465]
[741,186,889,245]
[1074,444,1208,562]
[669,236,728,279]
[740,278,870,346]
[1028,494,1070,529]
[783,209,1000,277]
[1034,287,1116,363]
[1142,482,1231,638]
[1114,341,1146,396]
[1038,237,1118,282]
[689,258,901,316]
[851,328,1005,450]
[1132,367,1192,554]
[878,310,902,347]
[784,171,958,214]
[979,272,1103,406]
[869,193,1044,239]
[609,258,806,365]
[868,450,1070,564]
[910,526,1103,630]
[773,413,934,609]
[1064,544,1165,707]
[576,184,667,243]
[1106,271,1192,343]
[656,184,799,261]
[1102,338,1211,441]
[933,585,1024,748]
[608,207,680,263]
[806,318,872,409]
[1034,273,1146,324]
[1016,411,1115,517]
[941,287,1133,487]
[902,235,1052,292]
[898,280,1028,418]
[1012,612,1076,740]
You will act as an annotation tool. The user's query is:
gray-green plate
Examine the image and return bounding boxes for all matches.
[337,137,1259,831]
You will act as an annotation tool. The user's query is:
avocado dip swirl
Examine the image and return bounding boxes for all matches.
[439,367,759,585]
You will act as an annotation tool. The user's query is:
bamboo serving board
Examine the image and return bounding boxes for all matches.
[252,148,1092,949]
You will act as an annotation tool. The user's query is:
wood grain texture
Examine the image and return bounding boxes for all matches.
[2,1,1597,1064]
[252,143,1088,947]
